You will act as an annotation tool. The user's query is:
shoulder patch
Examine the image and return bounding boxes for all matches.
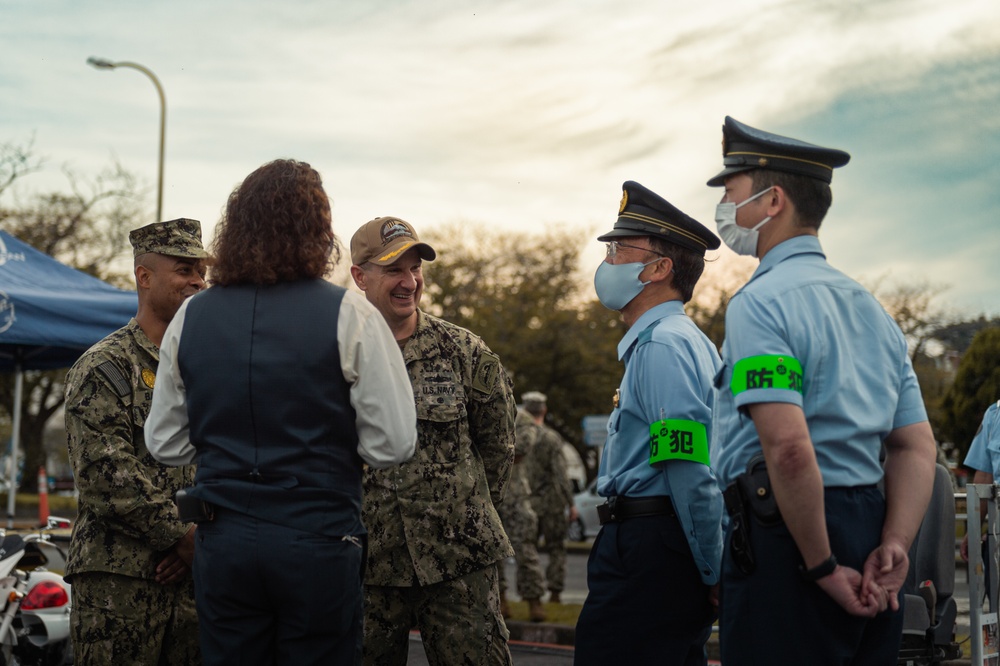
[471,350,501,396]
[95,360,131,398]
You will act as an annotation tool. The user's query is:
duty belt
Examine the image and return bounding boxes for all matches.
[597,495,676,525]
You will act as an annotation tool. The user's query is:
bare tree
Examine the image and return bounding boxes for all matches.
[0,139,144,491]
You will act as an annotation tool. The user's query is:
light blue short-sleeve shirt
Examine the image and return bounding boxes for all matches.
[712,236,928,488]
[964,402,1000,478]
[597,300,724,584]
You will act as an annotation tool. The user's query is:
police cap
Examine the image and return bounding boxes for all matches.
[707,116,851,187]
[597,181,720,254]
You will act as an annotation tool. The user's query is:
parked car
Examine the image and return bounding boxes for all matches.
[562,443,587,493]
[567,479,603,542]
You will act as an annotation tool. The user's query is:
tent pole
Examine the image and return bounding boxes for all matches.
[7,361,22,529]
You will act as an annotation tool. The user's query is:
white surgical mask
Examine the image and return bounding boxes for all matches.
[714,186,774,257]
[593,258,660,311]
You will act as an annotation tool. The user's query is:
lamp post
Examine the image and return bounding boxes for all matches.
[87,57,166,223]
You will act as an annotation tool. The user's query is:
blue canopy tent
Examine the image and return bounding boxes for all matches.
[0,230,136,526]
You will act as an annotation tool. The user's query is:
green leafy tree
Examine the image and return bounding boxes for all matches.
[0,139,142,491]
[934,316,1000,356]
[686,260,754,351]
[940,327,1000,461]
[421,223,624,475]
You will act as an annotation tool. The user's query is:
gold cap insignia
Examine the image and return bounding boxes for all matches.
[758,157,769,167]
[619,191,628,214]
[141,368,156,389]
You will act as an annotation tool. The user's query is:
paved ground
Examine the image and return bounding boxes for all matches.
[405,546,974,665]
[405,633,576,666]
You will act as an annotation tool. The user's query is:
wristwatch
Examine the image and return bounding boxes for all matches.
[799,554,837,582]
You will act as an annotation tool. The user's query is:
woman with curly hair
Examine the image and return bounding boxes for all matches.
[146,159,417,666]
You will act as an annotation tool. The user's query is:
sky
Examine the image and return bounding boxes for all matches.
[2,0,998,316]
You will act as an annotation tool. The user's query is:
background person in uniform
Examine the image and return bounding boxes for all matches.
[349,216,517,666]
[64,218,207,665]
[575,182,724,666]
[145,160,417,665]
[498,407,547,622]
[961,400,1000,562]
[707,116,937,665]
[521,391,577,604]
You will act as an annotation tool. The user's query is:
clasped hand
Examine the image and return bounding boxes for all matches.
[817,543,908,618]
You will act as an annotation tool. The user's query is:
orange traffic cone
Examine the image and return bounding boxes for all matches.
[37,466,49,526]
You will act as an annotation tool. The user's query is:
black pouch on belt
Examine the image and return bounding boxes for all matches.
[723,481,755,576]
[736,453,782,527]
[175,488,214,524]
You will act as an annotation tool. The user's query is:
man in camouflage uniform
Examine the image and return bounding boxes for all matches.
[522,391,577,604]
[350,217,516,666]
[64,219,208,665]
[498,408,547,622]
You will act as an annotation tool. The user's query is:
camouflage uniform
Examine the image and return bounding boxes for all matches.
[363,310,516,666]
[498,409,545,602]
[65,319,200,665]
[525,423,575,596]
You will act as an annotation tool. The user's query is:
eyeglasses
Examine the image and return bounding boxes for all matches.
[604,240,666,259]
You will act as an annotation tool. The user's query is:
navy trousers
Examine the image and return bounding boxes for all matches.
[575,513,714,666]
[193,509,365,666]
[720,486,903,666]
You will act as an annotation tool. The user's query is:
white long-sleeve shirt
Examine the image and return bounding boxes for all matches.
[145,288,416,469]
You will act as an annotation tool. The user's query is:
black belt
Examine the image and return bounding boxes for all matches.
[597,495,676,525]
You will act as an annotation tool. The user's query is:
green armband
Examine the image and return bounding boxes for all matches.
[731,355,804,396]
[648,419,709,466]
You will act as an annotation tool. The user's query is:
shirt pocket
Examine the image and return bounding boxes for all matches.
[607,407,622,437]
[131,389,158,464]
[415,398,469,463]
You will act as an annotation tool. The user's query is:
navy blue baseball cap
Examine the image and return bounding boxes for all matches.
[707,116,851,187]
[597,181,720,255]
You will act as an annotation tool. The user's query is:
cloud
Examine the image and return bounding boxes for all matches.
[1,0,998,314]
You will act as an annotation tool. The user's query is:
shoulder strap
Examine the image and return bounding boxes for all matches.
[636,317,665,348]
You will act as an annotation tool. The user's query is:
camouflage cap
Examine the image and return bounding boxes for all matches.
[129,219,209,259]
[350,216,436,266]
[521,391,547,404]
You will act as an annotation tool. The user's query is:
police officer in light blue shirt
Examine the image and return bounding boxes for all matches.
[961,401,1000,561]
[575,181,723,666]
[707,116,938,665]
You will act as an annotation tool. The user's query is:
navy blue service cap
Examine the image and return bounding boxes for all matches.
[597,181,720,255]
[706,116,851,187]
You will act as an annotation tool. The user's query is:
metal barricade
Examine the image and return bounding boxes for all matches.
[967,483,1000,665]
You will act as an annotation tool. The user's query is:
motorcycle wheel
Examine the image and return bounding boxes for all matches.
[5,636,73,666]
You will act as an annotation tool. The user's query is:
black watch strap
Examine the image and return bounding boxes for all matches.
[799,554,837,582]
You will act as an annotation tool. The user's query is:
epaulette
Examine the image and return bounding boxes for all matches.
[95,361,131,398]
[637,326,656,348]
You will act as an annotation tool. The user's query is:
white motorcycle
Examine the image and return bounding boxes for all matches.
[0,517,73,666]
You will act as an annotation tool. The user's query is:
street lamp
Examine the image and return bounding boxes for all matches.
[87,56,166,223]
